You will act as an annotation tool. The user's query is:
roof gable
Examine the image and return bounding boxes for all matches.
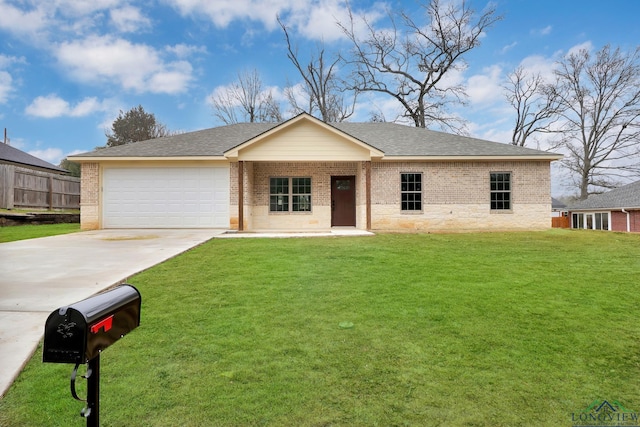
[224,114,384,161]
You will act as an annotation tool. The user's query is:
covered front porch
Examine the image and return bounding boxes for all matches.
[222,114,383,233]
[232,160,373,232]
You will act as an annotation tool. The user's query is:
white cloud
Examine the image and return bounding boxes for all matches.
[0,71,13,104]
[110,6,152,32]
[531,25,552,36]
[466,65,503,105]
[0,0,119,40]
[516,42,593,84]
[164,0,385,41]
[25,94,113,118]
[148,62,194,94]
[165,0,289,29]
[54,0,121,17]
[518,54,557,83]
[28,147,65,165]
[166,44,208,58]
[0,1,49,36]
[293,0,387,42]
[0,54,26,68]
[0,55,27,104]
[286,0,357,42]
[350,92,408,124]
[438,66,466,89]
[70,97,109,116]
[55,35,193,94]
[25,95,70,118]
[471,124,512,144]
[500,42,517,54]
[567,41,592,57]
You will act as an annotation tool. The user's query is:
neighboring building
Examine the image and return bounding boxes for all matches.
[0,141,68,174]
[551,197,568,217]
[551,197,570,228]
[68,113,562,232]
[0,142,79,210]
[568,180,640,232]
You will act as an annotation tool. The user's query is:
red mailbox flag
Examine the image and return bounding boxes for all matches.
[90,315,114,334]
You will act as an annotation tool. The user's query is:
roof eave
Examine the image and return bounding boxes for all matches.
[380,154,564,161]
[67,156,229,162]
[1,159,69,174]
[570,206,640,211]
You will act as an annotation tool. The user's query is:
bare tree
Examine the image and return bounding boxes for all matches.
[260,92,284,123]
[549,45,640,199]
[211,69,282,124]
[278,17,355,122]
[339,0,500,132]
[504,66,563,146]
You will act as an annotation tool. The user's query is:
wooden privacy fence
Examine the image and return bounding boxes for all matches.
[0,165,80,210]
[552,216,570,228]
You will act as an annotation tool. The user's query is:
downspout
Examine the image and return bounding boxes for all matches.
[621,208,631,232]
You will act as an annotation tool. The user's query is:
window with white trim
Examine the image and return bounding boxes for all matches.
[270,177,311,212]
[572,212,609,230]
[490,172,511,210]
[401,173,422,211]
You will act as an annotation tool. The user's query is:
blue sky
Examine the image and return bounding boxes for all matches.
[1,0,639,195]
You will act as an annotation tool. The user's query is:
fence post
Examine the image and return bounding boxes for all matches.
[49,176,53,210]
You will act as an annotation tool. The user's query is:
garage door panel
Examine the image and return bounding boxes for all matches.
[103,167,229,228]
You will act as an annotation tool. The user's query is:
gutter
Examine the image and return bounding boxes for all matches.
[66,156,228,162]
[621,208,631,232]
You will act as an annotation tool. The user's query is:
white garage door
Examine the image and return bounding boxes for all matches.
[103,167,229,228]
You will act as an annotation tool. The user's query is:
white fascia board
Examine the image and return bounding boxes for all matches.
[66,156,228,162]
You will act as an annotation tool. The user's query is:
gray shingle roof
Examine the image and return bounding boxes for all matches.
[0,142,68,173]
[569,180,640,210]
[71,119,560,159]
[552,197,567,210]
[72,123,276,157]
[333,122,555,157]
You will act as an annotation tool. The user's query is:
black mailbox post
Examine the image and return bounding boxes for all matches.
[43,284,141,426]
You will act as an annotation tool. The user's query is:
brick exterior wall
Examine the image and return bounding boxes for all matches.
[80,162,100,230]
[248,162,358,230]
[611,210,640,232]
[239,159,551,232]
[632,211,640,233]
[81,159,553,233]
[369,160,551,232]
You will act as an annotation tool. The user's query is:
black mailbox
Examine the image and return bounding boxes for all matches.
[43,284,141,364]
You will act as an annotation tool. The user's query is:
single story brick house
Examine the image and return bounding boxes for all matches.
[68,113,562,232]
[568,180,640,232]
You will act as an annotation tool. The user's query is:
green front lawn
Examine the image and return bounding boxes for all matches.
[0,223,80,243]
[1,230,639,426]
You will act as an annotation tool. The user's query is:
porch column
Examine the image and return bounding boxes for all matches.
[238,161,244,231]
[366,161,371,230]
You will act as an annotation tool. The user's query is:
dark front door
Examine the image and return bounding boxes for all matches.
[331,176,356,226]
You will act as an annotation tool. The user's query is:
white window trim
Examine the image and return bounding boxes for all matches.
[571,211,611,231]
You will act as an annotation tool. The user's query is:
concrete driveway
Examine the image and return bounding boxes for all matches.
[0,229,225,398]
